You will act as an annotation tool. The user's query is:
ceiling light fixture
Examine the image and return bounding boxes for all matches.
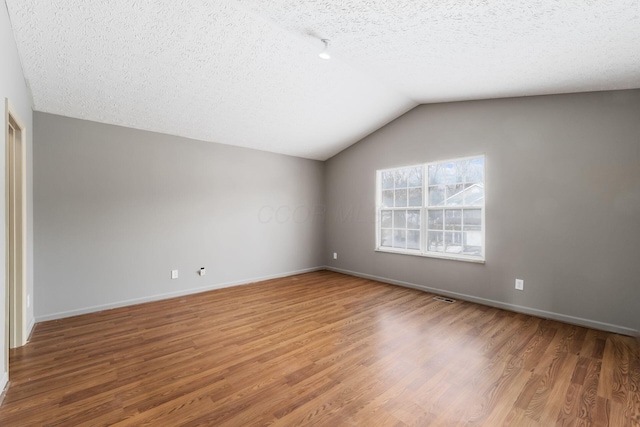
[319,39,331,60]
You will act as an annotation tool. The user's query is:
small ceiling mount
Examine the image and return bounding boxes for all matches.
[319,39,331,60]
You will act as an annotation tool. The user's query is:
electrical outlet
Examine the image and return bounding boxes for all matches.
[515,279,524,291]
[199,267,206,276]
[333,252,338,260]
[171,269,179,279]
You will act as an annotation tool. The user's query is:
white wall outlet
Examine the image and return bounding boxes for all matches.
[171,269,179,279]
[199,267,206,276]
[515,279,524,291]
[333,252,338,260]
[27,294,30,308]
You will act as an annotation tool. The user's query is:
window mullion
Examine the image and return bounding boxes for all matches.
[422,163,428,254]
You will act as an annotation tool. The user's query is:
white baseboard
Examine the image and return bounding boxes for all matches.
[26,317,36,342]
[327,266,639,337]
[0,371,8,403]
[35,266,324,323]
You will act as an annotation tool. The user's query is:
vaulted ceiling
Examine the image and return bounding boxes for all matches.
[6,1,640,160]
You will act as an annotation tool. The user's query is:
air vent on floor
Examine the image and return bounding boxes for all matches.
[433,296,456,304]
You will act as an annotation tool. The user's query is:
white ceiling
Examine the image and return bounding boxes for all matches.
[6,1,640,160]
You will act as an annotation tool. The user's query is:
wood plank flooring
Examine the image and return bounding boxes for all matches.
[1,271,638,426]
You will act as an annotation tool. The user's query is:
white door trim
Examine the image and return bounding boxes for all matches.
[5,98,27,363]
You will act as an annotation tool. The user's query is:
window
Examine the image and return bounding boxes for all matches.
[376,156,485,262]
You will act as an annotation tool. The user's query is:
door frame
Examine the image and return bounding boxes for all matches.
[4,98,27,370]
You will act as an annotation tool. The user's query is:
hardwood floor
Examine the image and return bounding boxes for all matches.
[1,271,638,426]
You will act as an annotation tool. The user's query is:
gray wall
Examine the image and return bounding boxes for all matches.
[34,113,325,320]
[1,1,34,387]
[28,88,640,334]
[325,90,640,334]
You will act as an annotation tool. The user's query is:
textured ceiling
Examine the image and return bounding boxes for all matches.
[6,1,640,160]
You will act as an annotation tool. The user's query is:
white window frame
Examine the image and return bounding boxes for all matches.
[375,155,485,264]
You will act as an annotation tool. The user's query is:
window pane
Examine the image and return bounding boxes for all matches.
[428,210,443,230]
[445,232,462,253]
[408,188,422,207]
[445,209,462,231]
[428,186,445,206]
[381,210,392,228]
[407,230,420,250]
[407,210,420,229]
[408,167,422,187]
[445,184,465,206]
[467,157,484,183]
[464,231,482,255]
[456,159,475,183]
[428,231,444,252]
[444,162,458,184]
[393,210,406,228]
[463,183,484,206]
[463,209,481,231]
[394,169,408,188]
[393,230,406,248]
[395,189,408,207]
[382,190,394,207]
[381,171,394,189]
[429,164,445,185]
[381,229,392,247]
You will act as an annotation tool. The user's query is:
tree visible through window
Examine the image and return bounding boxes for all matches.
[377,156,485,262]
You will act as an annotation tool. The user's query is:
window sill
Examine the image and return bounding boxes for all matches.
[375,247,485,264]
